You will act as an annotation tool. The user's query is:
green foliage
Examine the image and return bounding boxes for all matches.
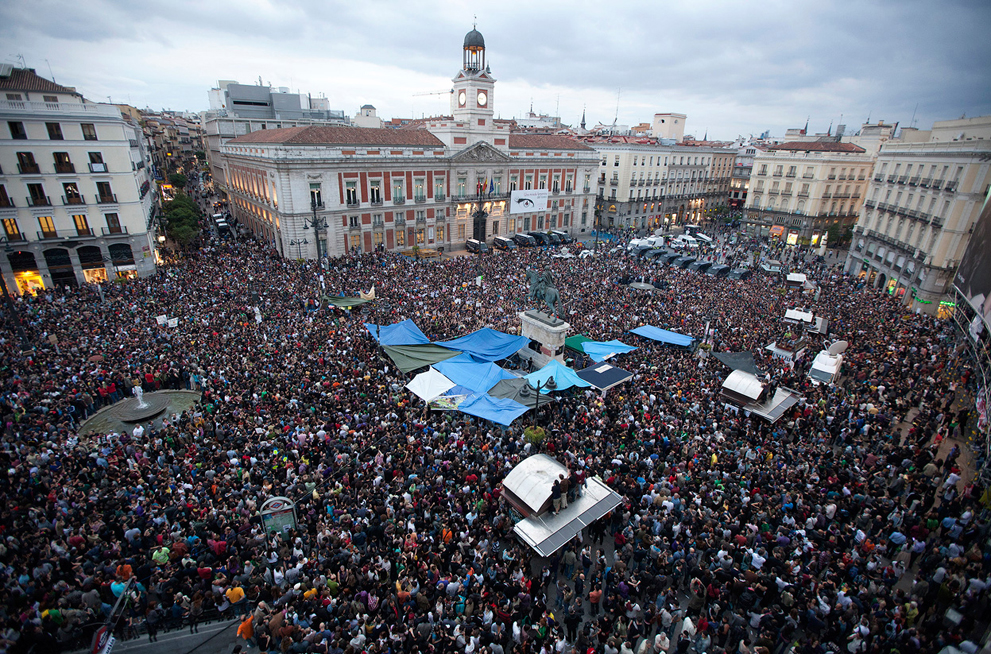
[168,221,199,246]
[826,224,841,246]
[194,151,206,161]
[169,173,188,189]
[523,425,546,445]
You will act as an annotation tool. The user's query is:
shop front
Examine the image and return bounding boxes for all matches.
[8,250,43,295]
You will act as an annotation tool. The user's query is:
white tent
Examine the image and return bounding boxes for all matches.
[405,368,455,402]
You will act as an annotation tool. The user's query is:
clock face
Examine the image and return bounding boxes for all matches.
[477,91,487,107]
[458,91,466,107]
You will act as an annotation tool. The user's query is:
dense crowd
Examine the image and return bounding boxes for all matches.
[0,216,987,654]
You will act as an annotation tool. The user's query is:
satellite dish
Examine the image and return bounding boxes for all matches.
[827,340,849,355]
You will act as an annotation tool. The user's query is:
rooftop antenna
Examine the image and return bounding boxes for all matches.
[556,94,559,119]
[14,54,26,68]
[866,110,871,124]
[614,88,620,126]
[910,103,918,128]
[45,59,56,83]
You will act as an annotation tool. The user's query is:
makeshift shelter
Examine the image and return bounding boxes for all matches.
[488,378,542,409]
[364,320,430,346]
[504,455,623,557]
[744,387,802,424]
[433,356,516,394]
[629,325,694,347]
[525,359,592,392]
[324,296,373,309]
[720,370,766,406]
[576,363,634,392]
[712,352,763,377]
[405,368,455,402]
[564,334,593,354]
[582,339,637,362]
[436,327,529,362]
[456,393,529,426]
[382,344,461,374]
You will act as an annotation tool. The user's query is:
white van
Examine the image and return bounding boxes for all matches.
[672,234,699,249]
[645,235,666,248]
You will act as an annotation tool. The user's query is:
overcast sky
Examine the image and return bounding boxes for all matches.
[3,0,989,140]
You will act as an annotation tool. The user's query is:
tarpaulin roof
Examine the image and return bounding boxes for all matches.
[382,344,461,373]
[629,325,694,347]
[583,339,638,362]
[364,319,430,346]
[576,363,634,391]
[433,358,516,394]
[712,351,763,377]
[488,377,542,409]
[324,296,373,308]
[525,359,592,392]
[436,327,529,361]
[565,334,592,353]
[457,393,530,426]
[405,368,455,402]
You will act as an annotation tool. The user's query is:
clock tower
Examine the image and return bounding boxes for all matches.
[450,27,496,142]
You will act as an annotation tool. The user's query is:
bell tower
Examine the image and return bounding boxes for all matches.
[451,26,495,126]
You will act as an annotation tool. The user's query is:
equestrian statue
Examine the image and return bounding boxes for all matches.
[526,268,563,319]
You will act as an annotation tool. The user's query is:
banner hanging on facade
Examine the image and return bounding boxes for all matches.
[510,189,549,215]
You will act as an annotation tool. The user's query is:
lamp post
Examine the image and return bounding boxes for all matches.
[529,375,558,428]
[306,198,327,262]
[289,238,308,260]
[0,238,29,347]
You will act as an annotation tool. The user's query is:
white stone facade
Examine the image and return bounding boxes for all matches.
[0,70,158,294]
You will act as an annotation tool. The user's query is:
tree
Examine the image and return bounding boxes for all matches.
[194,151,206,161]
[169,173,188,189]
[168,221,199,246]
[826,224,841,247]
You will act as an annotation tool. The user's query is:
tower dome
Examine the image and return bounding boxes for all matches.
[463,28,485,49]
[462,27,485,72]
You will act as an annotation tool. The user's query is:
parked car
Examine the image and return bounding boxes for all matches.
[528,231,552,246]
[513,233,537,247]
[551,230,573,244]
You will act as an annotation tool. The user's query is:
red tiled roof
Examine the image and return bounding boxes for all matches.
[0,68,81,96]
[228,125,445,147]
[507,134,593,151]
[769,141,866,153]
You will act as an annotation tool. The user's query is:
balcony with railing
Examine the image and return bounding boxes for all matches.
[96,194,117,204]
[393,196,406,205]
[873,175,884,182]
[348,222,361,232]
[54,162,75,174]
[62,195,85,206]
[837,174,846,181]
[414,194,426,203]
[0,197,15,209]
[897,175,908,184]
[944,181,958,192]
[26,195,51,207]
[370,198,383,206]
[37,230,59,240]
[435,193,446,201]
[920,178,931,187]
[101,226,128,236]
[785,172,796,178]
[932,180,943,190]
[0,99,122,117]
[827,174,836,180]
[346,198,360,208]
[75,228,95,237]
[609,178,618,186]
[864,200,876,209]
[887,175,897,183]
[17,163,41,174]
[909,176,920,186]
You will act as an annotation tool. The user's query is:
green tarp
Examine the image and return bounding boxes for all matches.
[383,344,461,373]
[324,296,373,308]
[565,334,592,353]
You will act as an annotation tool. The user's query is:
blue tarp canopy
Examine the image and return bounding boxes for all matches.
[457,393,530,426]
[525,359,592,393]
[630,325,695,347]
[434,356,516,394]
[436,327,529,362]
[582,339,638,362]
[364,319,431,346]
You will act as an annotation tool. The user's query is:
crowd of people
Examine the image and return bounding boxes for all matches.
[0,212,987,654]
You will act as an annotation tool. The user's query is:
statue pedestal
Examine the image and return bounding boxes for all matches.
[518,310,570,369]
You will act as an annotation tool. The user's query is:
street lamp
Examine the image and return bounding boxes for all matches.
[522,375,557,427]
[306,198,328,261]
[289,238,308,260]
